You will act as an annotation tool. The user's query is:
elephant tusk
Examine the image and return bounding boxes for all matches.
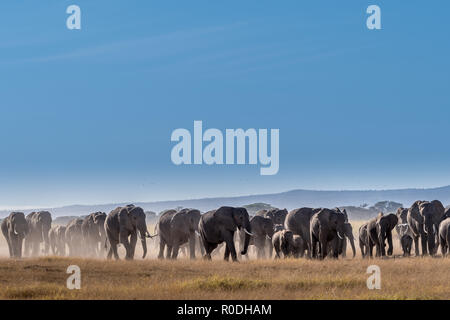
[244,228,253,236]
[195,230,201,237]
[146,232,158,238]
[266,235,272,240]
[337,231,344,240]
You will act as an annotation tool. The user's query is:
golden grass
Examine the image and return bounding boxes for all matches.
[0,256,448,300]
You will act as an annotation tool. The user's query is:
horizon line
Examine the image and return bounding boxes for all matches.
[0,184,449,212]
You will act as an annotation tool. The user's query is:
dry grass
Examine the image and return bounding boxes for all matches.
[0,220,447,300]
[0,256,448,300]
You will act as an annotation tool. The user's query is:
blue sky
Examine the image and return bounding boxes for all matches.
[0,1,449,208]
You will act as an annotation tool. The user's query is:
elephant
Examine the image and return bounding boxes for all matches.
[328,222,356,258]
[24,211,52,256]
[407,200,445,256]
[272,229,295,259]
[65,218,84,256]
[239,215,274,259]
[358,223,370,258]
[1,212,29,258]
[81,212,107,257]
[254,208,288,257]
[367,213,398,257]
[48,225,66,256]
[438,217,450,257]
[255,208,288,225]
[104,204,151,260]
[156,208,201,260]
[198,206,252,262]
[285,207,320,258]
[310,208,347,259]
[397,224,413,256]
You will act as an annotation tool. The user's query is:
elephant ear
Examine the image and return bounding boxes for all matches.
[408,201,423,223]
[376,212,384,222]
[389,214,398,228]
[342,209,348,222]
[118,207,132,230]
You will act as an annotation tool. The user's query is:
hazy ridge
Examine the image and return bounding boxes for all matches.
[2,185,450,219]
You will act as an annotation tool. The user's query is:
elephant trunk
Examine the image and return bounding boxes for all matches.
[139,225,148,259]
[141,235,147,259]
[349,236,356,258]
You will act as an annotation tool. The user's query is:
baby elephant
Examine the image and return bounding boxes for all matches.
[397,224,413,256]
[292,235,305,258]
[272,230,294,259]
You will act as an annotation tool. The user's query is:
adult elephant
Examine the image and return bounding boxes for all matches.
[255,208,288,225]
[367,213,398,257]
[105,205,151,260]
[255,208,287,257]
[81,212,107,257]
[285,207,320,258]
[438,217,450,257]
[328,222,356,258]
[1,212,29,258]
[157,208,201,260]
[65,218,84,256]
[49,225,66,256]
[407,200,445,256]
[239,215,274,259]
[198,206,252,262]
[24,211,52,256]
[310,208,347,259]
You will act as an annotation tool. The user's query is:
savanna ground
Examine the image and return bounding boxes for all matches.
[0,221,448,300]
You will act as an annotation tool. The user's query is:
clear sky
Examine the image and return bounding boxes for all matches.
[0,1,449,208]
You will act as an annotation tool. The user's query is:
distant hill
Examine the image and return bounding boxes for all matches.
[1,185,450,219]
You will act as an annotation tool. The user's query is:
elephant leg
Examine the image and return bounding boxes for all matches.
[267,238,273,258]
[318,232,328,260]
[310,235,318,259]
[5,238,12,258]
[224,245,230,261]
[112,244,120,260]
[189,233,196,260]
[413,235,420,256]
[202,241,216,260]
[224,233,238,262]
[128,233,137,260]
[11,237,19,258]
[171,241,180,260]
[166,245,173,259]
[420,233,428,256]
[158,239,166,259]
[106,244,113,260]
[386,231,393,256]
[368,240,374,258]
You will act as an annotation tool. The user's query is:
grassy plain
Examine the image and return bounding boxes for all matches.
[0,256,448,300]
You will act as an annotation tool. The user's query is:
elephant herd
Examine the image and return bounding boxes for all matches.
[1,200,449,261]
[358,200,450,258]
